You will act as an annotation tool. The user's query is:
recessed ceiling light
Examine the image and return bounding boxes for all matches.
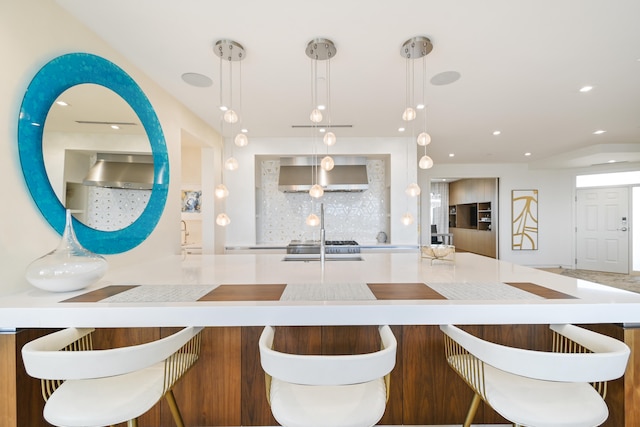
[492,130,501,136]
[398,127,405,132]
[219,105,228,111]
[579,85,593,92]
[55,100,69,106]
[524,152,532,156]
[608,160,616,163]
[416,103,425,110]
[241,128,248,133]
[319,128,326,133]
[593,130,607,135]
[317,105,326,111]
[449,153,455,157]
[110,125,120,130]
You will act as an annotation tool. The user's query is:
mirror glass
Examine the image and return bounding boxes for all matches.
[43,84,152,231]
[18,53,169,254]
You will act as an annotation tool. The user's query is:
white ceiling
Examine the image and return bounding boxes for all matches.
[55,0,640,168]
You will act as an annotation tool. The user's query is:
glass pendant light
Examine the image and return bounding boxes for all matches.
[401,212,414,225]
[305,39,335,203]
[306,213,320,226]
[310,108,323,123]
[321,155,335,171]
[419,154,434,169]
[417,132,431,146]
[401,36,435,170]
[225,157,239,171]
[215,184,229,198]
[405,182,421,197]
[234,133,248,147]
[309,184,324,198]
[216,213,231,227]
[402,107,416,121]
[223,109,238,124]
[216,38,247,178]
[323,131,336,146]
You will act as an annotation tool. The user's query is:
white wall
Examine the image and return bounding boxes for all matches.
[0,0,221,295]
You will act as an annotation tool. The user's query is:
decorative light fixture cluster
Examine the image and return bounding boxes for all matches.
[400,36,433,226]
[305,38,337,226]
[214,39,248,227]
[209,37,434,230]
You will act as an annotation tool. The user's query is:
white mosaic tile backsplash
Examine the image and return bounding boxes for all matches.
[85,187,151,231]
[257,159,388,244]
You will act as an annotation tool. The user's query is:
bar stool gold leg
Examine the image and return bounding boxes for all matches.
[126,418,138,427]
[165,389,186,427]
[463,393,481,427]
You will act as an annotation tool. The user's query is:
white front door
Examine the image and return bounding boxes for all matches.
[576,187,629,273]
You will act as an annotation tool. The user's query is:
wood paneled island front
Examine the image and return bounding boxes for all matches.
[2,252,640,426]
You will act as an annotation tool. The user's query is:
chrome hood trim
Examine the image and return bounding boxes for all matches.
[278,156,369,192]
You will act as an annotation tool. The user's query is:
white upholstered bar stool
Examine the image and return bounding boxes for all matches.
[259,325,397,427]
[440,324,630,427]
[22,326,203,427]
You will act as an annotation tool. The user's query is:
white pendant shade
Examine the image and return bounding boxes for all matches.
[225,157,239,171]
[402,107,416,121]
[309,184,324,198]
[223,109,238,124]
[234,133,248,147]
[306,213,320,226]
[310,108,323,123]
[321,156,335,171]
[419,155,434,169]
[215,184,229,198]
[323,131,336,146]
[401,212,414,225]
[216,213,231,227]
[405,183,421,197]
[417,132,431,146]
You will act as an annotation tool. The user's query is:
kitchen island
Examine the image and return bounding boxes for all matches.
[3,252,640,328]
[2,252,640,426]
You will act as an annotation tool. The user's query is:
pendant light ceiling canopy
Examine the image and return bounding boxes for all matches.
[214,39,245,61]
[400,36,433,60]
[306,38,337,60]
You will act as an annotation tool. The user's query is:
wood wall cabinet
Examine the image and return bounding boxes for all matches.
[448,178,497,258]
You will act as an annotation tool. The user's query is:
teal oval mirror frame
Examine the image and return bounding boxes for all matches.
[18,53,169,254]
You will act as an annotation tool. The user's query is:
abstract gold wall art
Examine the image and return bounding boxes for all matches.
[512,189,538,250]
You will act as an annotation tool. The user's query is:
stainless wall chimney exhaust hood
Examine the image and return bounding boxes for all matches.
[83,153,154,190]
[278,156,369,193]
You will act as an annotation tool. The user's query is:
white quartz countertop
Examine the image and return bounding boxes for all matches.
[3,253,640,329]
